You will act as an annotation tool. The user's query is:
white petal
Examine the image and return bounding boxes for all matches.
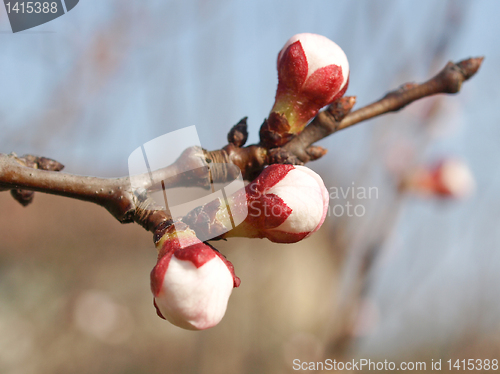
[293,165,329,232]
[440,159,475,198]
[279,33,349,89]
[267,167,327,234]
[155,255,234,330]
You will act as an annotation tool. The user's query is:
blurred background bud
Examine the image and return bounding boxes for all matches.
[400,158,475,199]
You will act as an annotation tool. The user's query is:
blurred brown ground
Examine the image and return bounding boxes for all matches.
[0,192,343,374]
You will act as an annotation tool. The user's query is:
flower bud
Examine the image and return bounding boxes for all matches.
[151,225,240,330]
[400,158,475,199]
[225,164,329,243]
[431,159,475,198]
[261,33,349,147]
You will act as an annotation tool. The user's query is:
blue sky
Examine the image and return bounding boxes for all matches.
[2,0,496,175]
[1,0,499,357]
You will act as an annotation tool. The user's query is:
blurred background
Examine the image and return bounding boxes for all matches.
[1,0,499,373]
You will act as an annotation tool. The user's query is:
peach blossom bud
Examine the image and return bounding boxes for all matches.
[401,158,475,199]
[151,227,240,330]
[431,159,475,198]
[261,33,349,147]
[225,164,329,243]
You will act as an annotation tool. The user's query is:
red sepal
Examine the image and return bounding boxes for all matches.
[302,64,343,105]
[153,299,166,320]
[277,41,308,95]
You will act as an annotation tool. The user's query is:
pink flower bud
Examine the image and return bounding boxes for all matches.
[431,159,475,198]
[401,158,475,199]
[226,164,329,243]
[272,33,349,134]
[151,227,240,330]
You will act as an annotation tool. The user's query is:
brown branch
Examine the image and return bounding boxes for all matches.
[281,57,484,162]
[0,57,483,234]
[0,153,135,221]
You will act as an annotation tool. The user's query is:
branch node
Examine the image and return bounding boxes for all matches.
[10,189,35,207]
[326,96,357,122]
[305,146,328,161]
[438,57,484,94]
[7,153,65,207]
[133,190,172,232]
[227,117,249,147]
[259,113,294,148]
[456,56,484,80]
[268,148,303,165]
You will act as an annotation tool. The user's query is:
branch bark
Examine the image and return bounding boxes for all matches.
[0,57,483,234]
[281,57,484,162]
[0,153,134,222]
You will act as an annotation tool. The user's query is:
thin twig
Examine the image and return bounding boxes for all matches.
[282,57,484,162]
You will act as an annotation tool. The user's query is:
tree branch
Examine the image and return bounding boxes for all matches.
[0,57,483,234]
[281,57,484,162]
[0,153,134,221]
